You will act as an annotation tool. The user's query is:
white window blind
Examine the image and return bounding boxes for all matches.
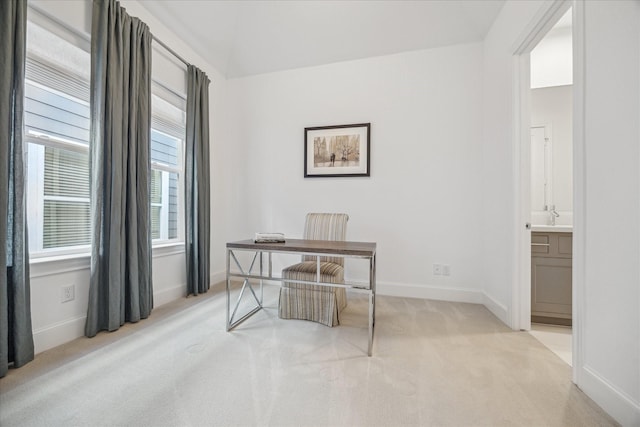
[25,15,91,255]
[150,44,187,243]
[42,147,91,248]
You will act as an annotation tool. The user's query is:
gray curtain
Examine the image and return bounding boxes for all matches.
[185,66,211,296]
[0,0,34,377]
[85,0,153,337]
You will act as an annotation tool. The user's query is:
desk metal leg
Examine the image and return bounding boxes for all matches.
[259,251,264,304]
[368,254,376,356]
[226,250,263,331]
[226,249,231,331]
[372,254,376,327]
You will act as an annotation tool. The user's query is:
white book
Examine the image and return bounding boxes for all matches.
[254,232,285,243]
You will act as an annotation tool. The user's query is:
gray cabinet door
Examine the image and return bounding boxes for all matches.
[531,256,572,320]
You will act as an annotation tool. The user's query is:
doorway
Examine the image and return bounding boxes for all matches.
[512,0,581,373]
[529,8,574,365]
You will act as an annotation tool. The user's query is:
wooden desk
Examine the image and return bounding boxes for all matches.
[226,239,377,356]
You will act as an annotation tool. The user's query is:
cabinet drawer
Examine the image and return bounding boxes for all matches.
[531,232,572,258]
[531,234,550,254]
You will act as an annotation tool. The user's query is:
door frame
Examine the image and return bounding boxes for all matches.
[511,0,585,383]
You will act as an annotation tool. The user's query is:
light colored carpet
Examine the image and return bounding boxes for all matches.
[0,283,617,426]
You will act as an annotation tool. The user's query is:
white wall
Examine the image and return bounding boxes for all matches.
[580,1,640,424]
[531,26,573,88]
[531,85,573,214]
[483,1,640,424]
[225,43,485,301]
[26,0,231,353]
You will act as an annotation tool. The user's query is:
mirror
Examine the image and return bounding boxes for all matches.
[530,125,552,213]
[530,85,573,225]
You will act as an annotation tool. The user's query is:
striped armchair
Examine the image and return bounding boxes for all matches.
[278,213,349,327]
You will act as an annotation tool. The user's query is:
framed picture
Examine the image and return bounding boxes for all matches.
[304,123,371,178]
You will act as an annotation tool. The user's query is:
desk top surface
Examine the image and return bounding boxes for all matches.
[227,238,376,257]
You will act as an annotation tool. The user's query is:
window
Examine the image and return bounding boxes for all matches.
[25,12,91,256]
[150,45,187,243]
[150,88,185,242]
[25,10,187,256]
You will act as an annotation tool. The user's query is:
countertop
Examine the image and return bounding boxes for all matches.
[531,225,573,232]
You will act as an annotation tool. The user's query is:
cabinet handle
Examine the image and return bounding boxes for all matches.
[531,243,550,247]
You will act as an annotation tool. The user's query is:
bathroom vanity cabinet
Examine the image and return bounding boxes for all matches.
[531,231,572,325]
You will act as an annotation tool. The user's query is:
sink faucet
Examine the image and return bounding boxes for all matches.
[548,205,560,226]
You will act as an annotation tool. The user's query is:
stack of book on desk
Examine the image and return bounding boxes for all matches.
[254,232,285,243]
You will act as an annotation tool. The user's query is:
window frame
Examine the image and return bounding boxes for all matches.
[25,7,188,261]
[25,10,93,259]
[26,129,92,259]
[150,80,187,246]
[151,143,181,242]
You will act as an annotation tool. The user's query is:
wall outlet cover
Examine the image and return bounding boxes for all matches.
[443,265,451,276]
[61,285,75,303]
[433,264,442,275]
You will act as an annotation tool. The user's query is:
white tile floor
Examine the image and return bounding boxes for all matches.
[529,323,573,366]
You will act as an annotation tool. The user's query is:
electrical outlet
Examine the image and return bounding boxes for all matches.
[433,264,442,276]
[442,264,450,276]
[61,285,75,303]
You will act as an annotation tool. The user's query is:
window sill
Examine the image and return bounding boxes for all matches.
[30,252,91,278]
[152,241,185,258]
[30,241,185,278]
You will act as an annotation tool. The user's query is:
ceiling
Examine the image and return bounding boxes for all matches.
[139,0,506,79]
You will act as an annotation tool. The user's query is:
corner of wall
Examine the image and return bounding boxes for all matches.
[482,291,510,327]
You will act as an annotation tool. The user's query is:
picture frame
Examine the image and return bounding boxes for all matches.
[304,123,371,178]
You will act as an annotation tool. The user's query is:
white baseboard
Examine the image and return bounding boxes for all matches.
[33,284,187,355]
[210,270,226,287]
[375,282,511,328]
[377,281,484,304]
[209,273,508,327]
[33,315,86,354]
[153,270,227,304]
[482,292,510,326]
[579,365,640,426]
[154,283,186,307]
[218,276,485,307]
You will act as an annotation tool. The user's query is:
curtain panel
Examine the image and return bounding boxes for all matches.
[0,0,34,377]
[185,66,211,296]
[85,0,153,337]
